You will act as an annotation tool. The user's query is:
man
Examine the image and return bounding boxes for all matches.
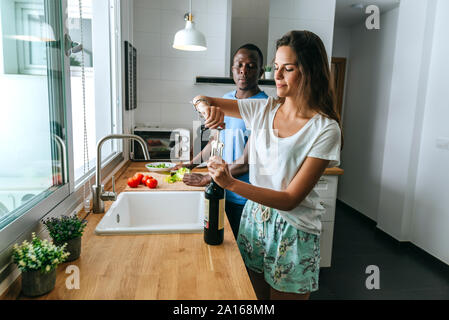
[178,43,268,238]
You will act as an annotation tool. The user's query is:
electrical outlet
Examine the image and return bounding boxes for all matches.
[436,137,449,151]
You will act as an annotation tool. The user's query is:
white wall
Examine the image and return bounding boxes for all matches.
[410,0,449,264]
[132,0,232,131]
[376,0,436,241]
[332,27,350,58]
[335,0,448,264]
[336,8,399,221]
[231,0,270,67]
[267,0,336,65]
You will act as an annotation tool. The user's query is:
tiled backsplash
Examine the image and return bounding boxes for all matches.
[132,0,336,130]
[133,0,230,131]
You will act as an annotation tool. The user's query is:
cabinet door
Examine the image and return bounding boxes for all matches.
[314,175,338,199]
[320,221,334,268]
[319,197,336,222]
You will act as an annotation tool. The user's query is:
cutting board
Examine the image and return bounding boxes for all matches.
[124,172,207,192]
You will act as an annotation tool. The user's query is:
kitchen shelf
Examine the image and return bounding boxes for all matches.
[195,76,275,86]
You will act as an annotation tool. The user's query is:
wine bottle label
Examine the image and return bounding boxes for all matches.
[204,198,209,229]
[218,199,224,230]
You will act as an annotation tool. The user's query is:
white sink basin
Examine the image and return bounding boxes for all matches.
[95,191,204,235]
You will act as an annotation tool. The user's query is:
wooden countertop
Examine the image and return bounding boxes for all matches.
[2,161,256,300]
[324,167,344,175]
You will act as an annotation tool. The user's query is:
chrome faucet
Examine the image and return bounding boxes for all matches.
[92,134,150,213]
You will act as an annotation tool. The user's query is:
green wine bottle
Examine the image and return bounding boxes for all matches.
[204,179,225,245]
[204,128,225,245]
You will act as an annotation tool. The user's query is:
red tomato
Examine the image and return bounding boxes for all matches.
[146,178,158,189]
[133,173,143,184]
[127,177,139,188]
[142,175,153,185]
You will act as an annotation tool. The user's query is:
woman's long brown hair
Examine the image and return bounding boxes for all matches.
[275,30,343,147]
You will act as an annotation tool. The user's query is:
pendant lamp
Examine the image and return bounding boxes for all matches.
[173,0,207,51]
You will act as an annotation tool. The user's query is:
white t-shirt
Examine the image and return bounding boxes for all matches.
[237,97,341,235]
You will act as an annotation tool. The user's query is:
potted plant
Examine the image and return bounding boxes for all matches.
[264,65,273,79]
[43,214,87,262]
[12,233,69,297]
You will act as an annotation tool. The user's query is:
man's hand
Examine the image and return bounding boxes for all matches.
[183,173,211,187]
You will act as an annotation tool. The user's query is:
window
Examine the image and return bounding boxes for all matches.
[0,0,68,230]
[0,0,122,253]
[67,0,122,184]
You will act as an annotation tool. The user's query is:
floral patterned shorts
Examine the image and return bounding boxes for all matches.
[237,200,321,294]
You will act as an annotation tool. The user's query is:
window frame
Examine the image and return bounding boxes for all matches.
[15,2,48,75]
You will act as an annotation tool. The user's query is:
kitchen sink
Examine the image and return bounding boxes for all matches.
[95,191,204,235]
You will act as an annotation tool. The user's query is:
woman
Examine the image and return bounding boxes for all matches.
[192,30,342,300]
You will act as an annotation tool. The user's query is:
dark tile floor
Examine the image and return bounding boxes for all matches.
[310,200,449,300]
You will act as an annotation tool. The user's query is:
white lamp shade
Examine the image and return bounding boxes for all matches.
[173,21,207,51]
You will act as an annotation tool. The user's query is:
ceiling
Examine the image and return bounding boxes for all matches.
[334,0,401,28]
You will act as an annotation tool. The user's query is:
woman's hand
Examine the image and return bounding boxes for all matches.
[193,96,225,129]
[183,173,211,187]
[207,156,235,189]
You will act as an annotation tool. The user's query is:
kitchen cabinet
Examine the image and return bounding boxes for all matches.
[314,174,343,268]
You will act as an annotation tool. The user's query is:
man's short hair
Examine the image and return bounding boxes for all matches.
[233,43,264,67]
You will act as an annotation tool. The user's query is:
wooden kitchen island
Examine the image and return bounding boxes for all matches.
[2,162,257,300]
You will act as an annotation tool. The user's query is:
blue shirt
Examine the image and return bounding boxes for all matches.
[220,90,268,205]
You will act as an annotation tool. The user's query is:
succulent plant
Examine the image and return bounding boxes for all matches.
[12,233,69,273]
[43,214,87,244]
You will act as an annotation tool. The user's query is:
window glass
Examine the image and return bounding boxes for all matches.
[67,0,120,183]
[0,0,67,229]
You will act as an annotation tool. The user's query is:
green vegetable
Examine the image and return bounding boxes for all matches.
[164,168,190,183]
[147,163,169,168]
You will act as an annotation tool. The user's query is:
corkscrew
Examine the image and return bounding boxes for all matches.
[192,99,225,161]
[210,128,224,158]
